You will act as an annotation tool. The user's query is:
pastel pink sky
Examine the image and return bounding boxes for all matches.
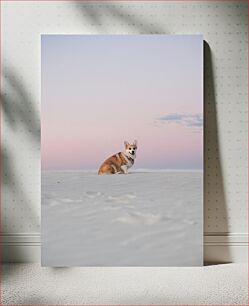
[41,35,203,170]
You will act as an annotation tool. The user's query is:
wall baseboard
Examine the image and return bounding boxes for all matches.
[204,232,248,263]
[1,232,248,264]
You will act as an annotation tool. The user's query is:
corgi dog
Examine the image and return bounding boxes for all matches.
[98,140,137,175]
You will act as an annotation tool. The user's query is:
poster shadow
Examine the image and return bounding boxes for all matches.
[204,41,231,264]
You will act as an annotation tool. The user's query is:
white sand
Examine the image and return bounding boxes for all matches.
[41,171,203,266]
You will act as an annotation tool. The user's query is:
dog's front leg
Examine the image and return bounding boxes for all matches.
[121,165,128,174]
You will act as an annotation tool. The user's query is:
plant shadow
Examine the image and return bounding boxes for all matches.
[74,2,166,34]
[1,65,40,263]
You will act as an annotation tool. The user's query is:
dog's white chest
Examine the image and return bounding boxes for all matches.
[126,160,133,168]
[122,152,135,169]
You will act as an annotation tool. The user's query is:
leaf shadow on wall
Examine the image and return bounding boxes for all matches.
[74,2,166,34]
[1,66,40,264]
[204,41,231,264]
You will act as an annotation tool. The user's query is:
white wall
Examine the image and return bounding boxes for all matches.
[1,0,248,263]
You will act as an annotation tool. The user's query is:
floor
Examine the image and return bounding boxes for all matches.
[2,263,248,305]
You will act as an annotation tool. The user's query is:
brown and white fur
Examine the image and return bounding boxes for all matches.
[98,141,137,175]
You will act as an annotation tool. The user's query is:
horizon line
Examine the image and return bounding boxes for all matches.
[42,168,203,172]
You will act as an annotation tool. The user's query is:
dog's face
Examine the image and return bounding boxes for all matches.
[124,140,137,156]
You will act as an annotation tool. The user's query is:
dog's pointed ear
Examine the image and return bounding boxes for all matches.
[124,141,129,148]
[133,140,137,147]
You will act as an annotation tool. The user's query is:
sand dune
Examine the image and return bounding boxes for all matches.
[41,170,203,266]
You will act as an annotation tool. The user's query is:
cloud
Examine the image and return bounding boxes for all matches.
[157,113,203,128]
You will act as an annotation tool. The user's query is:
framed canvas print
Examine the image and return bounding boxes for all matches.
[41,35,203,266]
